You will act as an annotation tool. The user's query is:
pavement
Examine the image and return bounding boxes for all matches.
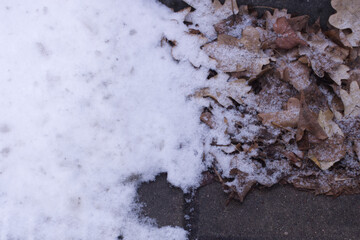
[137,1,360,239]
[137,173,360,240]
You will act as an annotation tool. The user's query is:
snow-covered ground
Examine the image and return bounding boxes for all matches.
[0,0,208,239]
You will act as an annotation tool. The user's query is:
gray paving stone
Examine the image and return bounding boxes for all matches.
[197,182,360,240]
[137,173,184,227]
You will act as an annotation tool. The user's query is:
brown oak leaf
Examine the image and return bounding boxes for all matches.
[299,31,349,85]
[296,92,328,142]
[203,27,270,77]
[308,135,346,170]
[258,97,300,128]
[273,17,308,49]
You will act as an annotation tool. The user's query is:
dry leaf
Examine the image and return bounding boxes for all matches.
[329,0,360,47]
[288,15,309,32]
[200,111,215,129]
[282,61,311,91]
[203,27,270,77]
[308,135,346,170]
[324,29,352,48]
[170,33,213,68]
[264,9,291,31]
[318,109,344,137]
[258,98,300,127]
[328,64,350,85]
[273,17,307,49]
[183,0,239,40]
[299,31,349,84]
[214,5,254,39]
[193,76,251,107]
[166,1,360,200]
[340,81,360,116]
[296,92,328,141]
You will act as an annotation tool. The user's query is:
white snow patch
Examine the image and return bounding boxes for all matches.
[0,0,209,239]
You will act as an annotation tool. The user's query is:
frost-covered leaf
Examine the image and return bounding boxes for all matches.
[329,0,360,47]
[308,135,346,170]
[328,64,350,85]
[203,27,270,77]
[281,60,311,91]
[193,75,251,107]
[170,32,215,68]
[184,0,239,40]
[299,31,349,84]
[214,5,254,39]
[340,81,360,116]
[258,98,300,127]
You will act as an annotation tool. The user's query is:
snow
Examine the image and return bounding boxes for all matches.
[0,0,211,239]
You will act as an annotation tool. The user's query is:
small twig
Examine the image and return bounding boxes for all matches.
[212,163,225,185]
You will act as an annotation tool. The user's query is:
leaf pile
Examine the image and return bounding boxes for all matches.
[164,0,360,201]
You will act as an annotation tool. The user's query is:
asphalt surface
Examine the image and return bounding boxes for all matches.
[138,173,360,240]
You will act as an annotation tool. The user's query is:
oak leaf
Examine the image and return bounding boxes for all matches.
[193,76,251,108]
[203,27,270,78]
[308,135,346,170]
[264,9,291,31]
[183,0,239,40]
[273,17,307,49]
[258,98,300,128]
[317,110,344,138]
[329,0,360,47]
[170,33,214,68]
[299,31,349,85]
[296,92,328,141]
[281,60,311,91]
